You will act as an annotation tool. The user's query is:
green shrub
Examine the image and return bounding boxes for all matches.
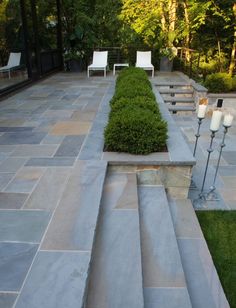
[204,73,232,93]
[104,107,167,155]
[110,96,160,115]
[116,75,152,90]
[116,67,148,83]
[111,83,155,103]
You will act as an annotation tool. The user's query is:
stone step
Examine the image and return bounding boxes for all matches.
[15,160,108,308]
[168,198,230,308]
[155,81,191,87]
[85,171,144,308]
[168,105,196,112]
[138,186,192,308]
[164,97,195,103]
[159,88,193,94]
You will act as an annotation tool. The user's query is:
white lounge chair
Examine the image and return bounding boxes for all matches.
[0,52,21,79]
[87,51,108,78]
[135,51,154,78]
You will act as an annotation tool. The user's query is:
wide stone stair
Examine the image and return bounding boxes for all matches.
[155,81,196,113]
[84,169,229,308]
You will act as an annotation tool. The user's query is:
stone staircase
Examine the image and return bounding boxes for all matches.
[15,163,228,307]
[83,169,229,308]
[155,81,196,113]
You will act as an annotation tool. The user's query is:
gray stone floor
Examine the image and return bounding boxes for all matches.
[0,71,235,307]
[0,72,112,308]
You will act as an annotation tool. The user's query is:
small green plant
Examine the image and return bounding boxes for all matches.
[160,47,177,61]
[105,107,167,154]
[63,49,85,61]
[204,73,233,93]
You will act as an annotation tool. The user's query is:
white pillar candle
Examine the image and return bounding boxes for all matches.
[223,114,234,127]
[210,110,222,131]
[198,105,207,118]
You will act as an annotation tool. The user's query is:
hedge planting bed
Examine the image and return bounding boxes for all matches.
[104,67,168,155]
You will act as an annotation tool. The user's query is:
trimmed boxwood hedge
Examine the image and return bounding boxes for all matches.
[111,82,155,102]
[116,67,148,83]
[110,96,160,116]
[104,67,168,155]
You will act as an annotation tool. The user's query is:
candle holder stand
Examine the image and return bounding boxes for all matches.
[206,125,229,201]
[193,130,217,209]
[190,117,204,190]
[193,117,204,157]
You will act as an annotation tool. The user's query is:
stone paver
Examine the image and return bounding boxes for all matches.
[15,251,90,308]
[0,192,28,209]
[50,121,91,135]
[0,293,18,308]
[24,168,70,211]
[0,210,50,242]
[0,242,38,291]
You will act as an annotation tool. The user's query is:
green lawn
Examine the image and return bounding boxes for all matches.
[197,211,236,308]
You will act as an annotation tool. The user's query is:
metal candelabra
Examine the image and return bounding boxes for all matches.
[190,117,204,190]
[206,125,229,200]
[193,117,203,157]
[193,130,217,208]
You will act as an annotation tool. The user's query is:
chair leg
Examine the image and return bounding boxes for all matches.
[87,68,90,78]
[104,68,106,78]
[8,70,11,79]
[152,69,154,78]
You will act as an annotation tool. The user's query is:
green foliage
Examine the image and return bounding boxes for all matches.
[111,83,155,103]
[232,76,236,91]
[62,0,97,57]
[204,73,233,92]
[104,107,167,154]
[93,0,122,46]
[104,67,168,154]
[116,67,148,83]
[197,211,236,308]
[110,96,160,115]
[116,75,151,90]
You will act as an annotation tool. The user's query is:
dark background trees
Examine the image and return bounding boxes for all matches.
[0,0,235,74]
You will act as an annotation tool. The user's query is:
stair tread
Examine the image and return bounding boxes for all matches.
[86,172,144,308]
[168,105,196,112]
[164,97,195,102]
[144,288,192,308]
[17,160,108,308]
[138,186,192,307]
[169,198,230,308]
[159,88,193,94]
[155,81,191,86]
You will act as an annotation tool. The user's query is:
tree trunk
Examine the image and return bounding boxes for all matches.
[183,0,190,61]
[160,0,167,34]
[169,0,177,33]
[229,3,236,76]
